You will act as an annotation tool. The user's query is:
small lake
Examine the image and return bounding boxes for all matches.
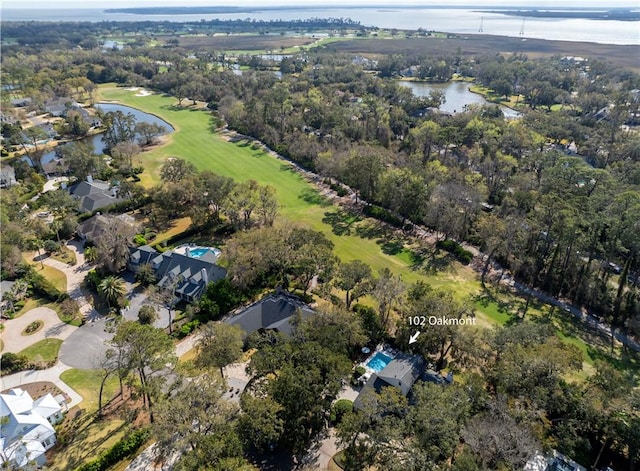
[398,80,521,118]
[39,103,173,165]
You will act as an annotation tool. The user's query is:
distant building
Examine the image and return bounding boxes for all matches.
[0,166,17,188]
[68,176,126,213]
[225,292,315,338]
[0,388,64,469]
[45,97,77,117]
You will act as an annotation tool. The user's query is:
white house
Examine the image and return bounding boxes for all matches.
[1,388,64,468]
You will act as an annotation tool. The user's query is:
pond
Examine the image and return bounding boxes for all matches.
[39,103,173,166]
[398,80,521,118]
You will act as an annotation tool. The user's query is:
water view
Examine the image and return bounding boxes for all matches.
[39,103,173,165]
[399,80,521,118]
[3,7,638,45]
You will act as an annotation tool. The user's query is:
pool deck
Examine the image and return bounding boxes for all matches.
[359,344,399,378]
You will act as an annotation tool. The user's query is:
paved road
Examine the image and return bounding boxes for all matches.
[59,318,113,369]
[1,307,77,353]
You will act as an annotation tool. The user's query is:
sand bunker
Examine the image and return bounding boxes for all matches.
[135,89,152,96]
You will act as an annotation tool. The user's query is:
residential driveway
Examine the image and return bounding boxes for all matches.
[121,279,171,329]
[1,307,77,353]
[42,176,68,193]
[58,318,113,369]
[41,241,100,322]
[222,362,250,403]
[0,362,83,408]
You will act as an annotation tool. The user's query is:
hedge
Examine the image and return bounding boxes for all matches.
[75,428,150,471]
[436,239,473,265]
[363,204,403,228]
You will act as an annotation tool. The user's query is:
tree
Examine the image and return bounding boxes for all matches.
[160,157,196,183]
[462,400,540,470]
[98,275,126,310]
[293,306,367,359]
[135,121,167,146]
[101,110,136,149]
[110,141,141,175]
[110,321,175,422]
[195,322,244,378]
[334,260,373,308]
[96,218,136,274]
[138,305,157,325]
[372,268,404,330]
[149,273,181,335]
[56,141,103,181]
[134,263,156,286]
[154,374,248,469]
[343,147,384,204]
[83,246,98,263]
[238,395,284,452]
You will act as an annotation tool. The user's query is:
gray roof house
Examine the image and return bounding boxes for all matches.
[128,245,226,302]
[68,176,126,213]
[354,353,426,409]
[45,97,77,117]
[76,213,137,243]
[0,166,17,188]
[225,293,315,338]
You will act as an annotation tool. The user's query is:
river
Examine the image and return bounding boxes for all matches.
[3,7,639,45]
[40,103,173,165]
[398,80,521,118]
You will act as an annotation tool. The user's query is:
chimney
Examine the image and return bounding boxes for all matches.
[86,174,93,184]
[186,247,190,257]
[201,268,208,285]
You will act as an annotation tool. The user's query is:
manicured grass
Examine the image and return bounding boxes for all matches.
[17,338,63,362]
[60,368,120,414]
[51,246,77,266]
[49,418,126,471]
[27,261,68,292]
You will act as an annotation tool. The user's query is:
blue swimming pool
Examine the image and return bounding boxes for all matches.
[189,248,209,258]
[366,352,393,372]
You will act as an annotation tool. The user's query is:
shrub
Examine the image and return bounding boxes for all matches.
[176,319,200,339]
[1,353,29,374]
[60,298,80,321]
[133,234,147,246]
[363,204,403,227]
[43,239,61,254]
[76,428,150,471]
[436,239,473,265]
[138,305,157,325]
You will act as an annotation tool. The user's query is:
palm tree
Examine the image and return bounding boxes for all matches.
[98,276,126,310]
[84,246,98,264]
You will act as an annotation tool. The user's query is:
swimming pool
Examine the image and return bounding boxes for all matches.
[189,248,210,258]
[175,245,222,259]
[365,352,393,372]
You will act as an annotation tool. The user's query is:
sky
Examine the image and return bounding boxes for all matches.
[3,0,639,9]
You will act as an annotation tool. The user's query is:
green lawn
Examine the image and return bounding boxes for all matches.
[29,262,67,292]
[17,338,63,362]
[60,368,120,414]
